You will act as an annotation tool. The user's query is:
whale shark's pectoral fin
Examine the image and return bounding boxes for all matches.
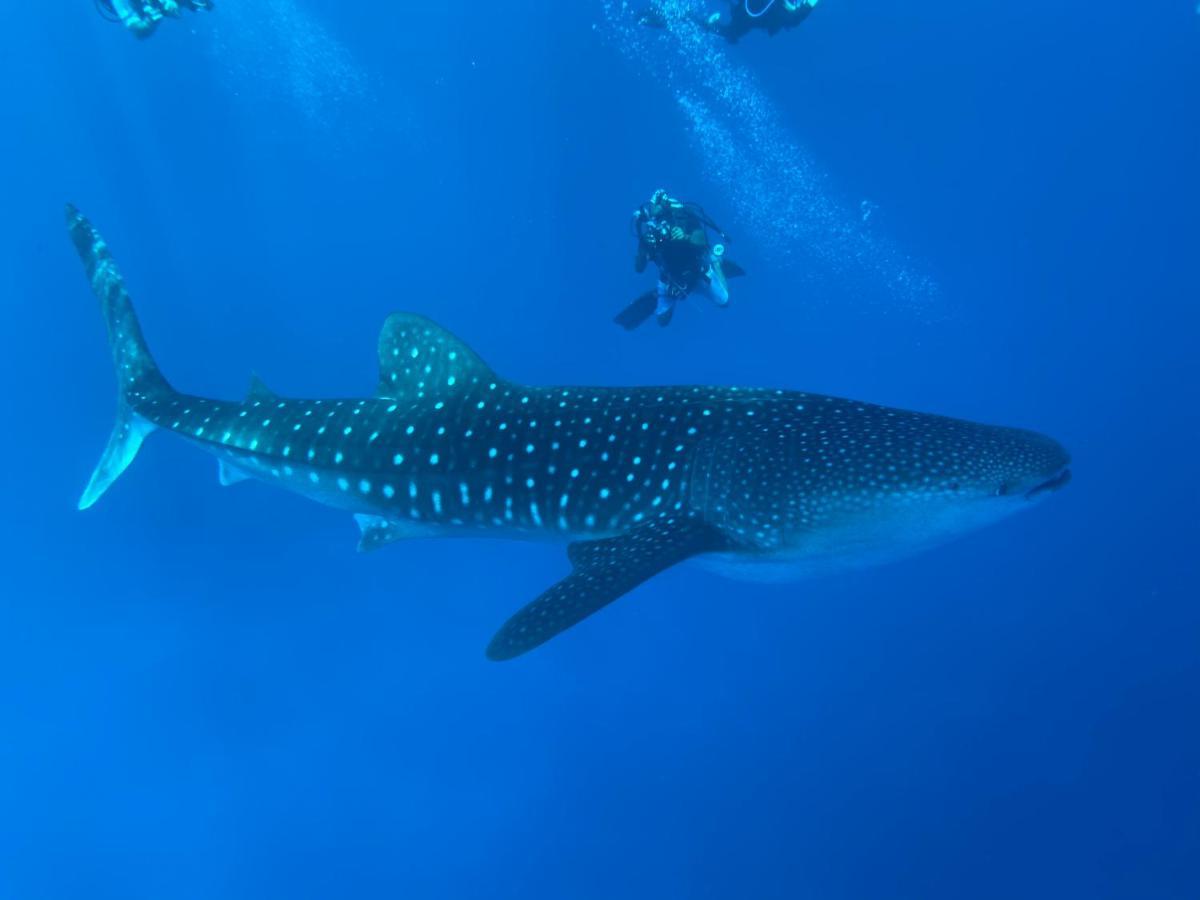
[218,459,252,486]
[486,514,729,661]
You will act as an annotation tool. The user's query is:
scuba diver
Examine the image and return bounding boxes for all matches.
[640,0,818,44]
[706,0,818,43]
[94,0,214,39]
[615,189,745,330]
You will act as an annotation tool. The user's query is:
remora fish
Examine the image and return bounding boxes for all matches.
[70,207,1071,660]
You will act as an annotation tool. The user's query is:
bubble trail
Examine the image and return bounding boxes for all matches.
[207,0,371,132]
[601,0,940,312]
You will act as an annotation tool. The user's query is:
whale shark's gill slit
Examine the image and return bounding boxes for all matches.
[486,514,729,661]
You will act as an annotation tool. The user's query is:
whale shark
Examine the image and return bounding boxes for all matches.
[69,206,1071,660]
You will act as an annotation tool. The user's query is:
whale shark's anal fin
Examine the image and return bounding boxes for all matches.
[217,459,252,486]
[486,514,729,661]
[353,514,439,551]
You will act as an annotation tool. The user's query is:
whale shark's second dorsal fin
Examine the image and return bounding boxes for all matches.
[376,313,500,400]
[245,373,280,404]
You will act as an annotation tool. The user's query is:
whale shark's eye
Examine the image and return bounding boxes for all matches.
[995,483,1010,497]
[948,482,960,492]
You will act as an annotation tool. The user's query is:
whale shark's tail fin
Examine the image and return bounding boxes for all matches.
[67,205,173,510]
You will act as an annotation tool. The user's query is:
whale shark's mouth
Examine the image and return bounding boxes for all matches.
[1025,467,1072,500]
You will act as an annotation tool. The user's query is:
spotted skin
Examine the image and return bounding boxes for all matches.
[69,207,1071,659]
[487,513,728,660]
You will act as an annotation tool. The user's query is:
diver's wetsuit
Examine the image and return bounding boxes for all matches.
[621,191,734,329]
[644,225,727,322]
[100,0,213,38]
[704,0,815,44]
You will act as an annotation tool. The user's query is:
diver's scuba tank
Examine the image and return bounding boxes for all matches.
[708,243,729,295]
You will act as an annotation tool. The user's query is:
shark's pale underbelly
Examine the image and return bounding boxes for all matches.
[697,499,1020,583]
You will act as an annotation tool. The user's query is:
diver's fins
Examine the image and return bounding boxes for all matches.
[723,260,747,278]
[614,290,658,331]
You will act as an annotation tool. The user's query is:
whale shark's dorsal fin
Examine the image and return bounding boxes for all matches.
[245,373,280,404]
[486,513,731,660]
[376,313,500,400]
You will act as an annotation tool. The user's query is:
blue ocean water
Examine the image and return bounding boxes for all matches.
[1,2,1197,897]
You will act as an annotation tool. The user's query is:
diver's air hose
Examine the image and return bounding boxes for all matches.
[745,0,778,18]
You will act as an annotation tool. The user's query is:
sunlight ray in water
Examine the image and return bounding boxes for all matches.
[602,0,940,313]
[206,0,371,131]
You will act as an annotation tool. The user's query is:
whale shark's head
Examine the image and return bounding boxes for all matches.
[827,421,1072,567]
[924,423,1072,506]
[867,422,1072,562]
[713,410,1072,581]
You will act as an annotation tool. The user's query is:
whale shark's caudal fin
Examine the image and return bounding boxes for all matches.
[67,205,174,510]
